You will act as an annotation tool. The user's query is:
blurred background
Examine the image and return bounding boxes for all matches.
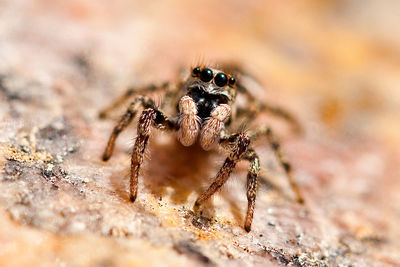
[0,0,399,266]
[1,0,400,144]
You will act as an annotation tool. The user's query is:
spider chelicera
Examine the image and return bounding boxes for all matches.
[99,64,304,232]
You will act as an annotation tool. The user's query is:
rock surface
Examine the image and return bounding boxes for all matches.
[1,0,400,266]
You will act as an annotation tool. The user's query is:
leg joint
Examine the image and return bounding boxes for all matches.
[137,109,156,135]
[282,161,291,172]
[232,133,250,160]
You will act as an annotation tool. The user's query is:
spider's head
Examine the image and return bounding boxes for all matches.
[190,66,236,99]
[185,66,237,119]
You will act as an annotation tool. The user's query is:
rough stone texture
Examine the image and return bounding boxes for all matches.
[1,0,400,266]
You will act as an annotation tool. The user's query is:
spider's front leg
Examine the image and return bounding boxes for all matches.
[101,96,176,202]
[194,117,262,231]
[130,108,176,202]
[193,104,262,231]
[193,132,252,218]
[242,148,260,232]
[102,96,156,161]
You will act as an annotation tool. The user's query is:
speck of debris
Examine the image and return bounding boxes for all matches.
[0,73,22,101]
[173,241,214,265]
[72,54,92,79]
[15,192,30,206]
[360,235,385,245]
[267,222,276,227]
[265,247,290,265]
[40,163,68,188]
[299,209,309,218]
[108,226,131,238]
[35,118,79,163]
[258,246,307,267]
[3,160,23,181]
[191,214,212,230]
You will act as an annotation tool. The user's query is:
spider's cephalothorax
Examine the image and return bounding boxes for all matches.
[177,67,237,150]
[100,65,304,232]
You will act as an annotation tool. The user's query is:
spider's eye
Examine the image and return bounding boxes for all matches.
[192,67,200,76]
[214,73,228,87]
[228,77,236,86]
[200,68,213,82]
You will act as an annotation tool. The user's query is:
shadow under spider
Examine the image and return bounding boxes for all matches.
[106,136,281,227]
[108,137,292,228]
[106,137,217,204]
[144,138,215,205]
[147,138,254,225]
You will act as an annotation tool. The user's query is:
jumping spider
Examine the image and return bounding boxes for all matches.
[100,64,304,232]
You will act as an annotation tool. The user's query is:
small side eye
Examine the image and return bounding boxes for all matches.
[214,73,228,87]
[200,68,213,82]
[228,77,236,86]
[192,67,200,76]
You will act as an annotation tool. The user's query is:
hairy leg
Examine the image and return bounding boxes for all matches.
[130,108,176,202]
[217,63,302,133]
[102,96,156,161]
[193,132,250,211]
[249,126,304,203]
[236,103,303,135]
[242,148,260,232]
[99,82,170,119]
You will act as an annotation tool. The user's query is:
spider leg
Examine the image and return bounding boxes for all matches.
[235,83,303,134]
[224,65,302,134]
[220,63,300,125]
[99,82,170,119]
[130,107,177,202]
[242,148,260,232]
[193,132,250,212]
[249,126,304,204]
[102,96,156,161]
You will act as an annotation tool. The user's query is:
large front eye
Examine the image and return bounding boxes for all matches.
[200,68,213,82]
[214,73,227,87]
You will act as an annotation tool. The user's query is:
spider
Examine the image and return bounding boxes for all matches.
[99,64,304,232]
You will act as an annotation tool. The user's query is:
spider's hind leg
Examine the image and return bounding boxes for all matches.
[230,65,303,134]
[249,126,304,204]
[235,87,303,134]
[259,103,303,134]
[99,82,170,119]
